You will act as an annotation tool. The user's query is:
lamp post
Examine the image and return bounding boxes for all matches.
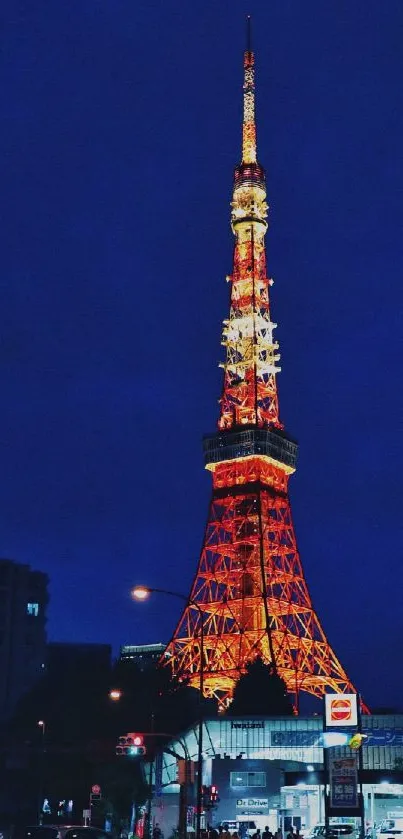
[37,720,46,824]
[131,586,205,839]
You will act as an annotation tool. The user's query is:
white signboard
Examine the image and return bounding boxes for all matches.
[325,693,358,727]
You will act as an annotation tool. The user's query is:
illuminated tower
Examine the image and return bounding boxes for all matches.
[165,25,359,709]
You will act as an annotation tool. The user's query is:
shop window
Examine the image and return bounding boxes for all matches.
[247,771,266,786]
[230,771,266,787]
[231,772,247,786]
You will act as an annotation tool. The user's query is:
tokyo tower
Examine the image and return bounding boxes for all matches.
[165,24,359,710]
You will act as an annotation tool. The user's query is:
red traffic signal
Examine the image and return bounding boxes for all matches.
[201,786,220,810]
[116,732,146,757]
[210,785,219,803]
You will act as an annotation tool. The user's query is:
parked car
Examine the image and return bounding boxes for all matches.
[376,820,403,839]
[218,821,257,837]
[308,827,325,839]
[310,824,358,839]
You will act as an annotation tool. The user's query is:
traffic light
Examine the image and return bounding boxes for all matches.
[201,786,220,811]
[116,732,146,757]
[210,785,219,805]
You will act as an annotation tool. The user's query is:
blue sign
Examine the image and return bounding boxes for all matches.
[364,728,403,746]
[270,728,403,748]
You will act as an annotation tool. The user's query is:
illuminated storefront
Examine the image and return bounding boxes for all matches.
[150,715,403,836]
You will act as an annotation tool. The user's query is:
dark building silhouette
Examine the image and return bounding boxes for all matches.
[0,558,49,719]
[46,641,112,683]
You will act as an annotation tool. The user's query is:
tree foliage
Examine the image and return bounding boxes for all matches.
[2,658,217,823]
[227,657,294,717]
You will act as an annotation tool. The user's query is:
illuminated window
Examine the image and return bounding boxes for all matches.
[230,771,266,787]
[27,602,39,617]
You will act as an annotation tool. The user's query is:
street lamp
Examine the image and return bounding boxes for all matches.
[109,689,122,701]
[131,585,205,839]
[131,585,149,601]
[37,720,46,824]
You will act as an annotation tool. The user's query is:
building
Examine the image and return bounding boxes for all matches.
[0,558,49,719]
[119,643,167,671]
[150,715,403,837]
[47,641,112,682]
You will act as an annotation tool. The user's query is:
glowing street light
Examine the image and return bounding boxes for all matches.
[131,586,151,601]
[109,689,122,701]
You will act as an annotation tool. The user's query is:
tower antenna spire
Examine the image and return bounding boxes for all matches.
[246,14,252,52]
[242,18,256,164]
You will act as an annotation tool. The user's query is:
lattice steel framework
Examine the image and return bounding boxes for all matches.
[164,35,361,709]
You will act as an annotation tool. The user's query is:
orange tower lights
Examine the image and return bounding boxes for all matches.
[164,23,364,711]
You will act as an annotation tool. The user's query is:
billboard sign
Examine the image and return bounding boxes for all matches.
[329,756,358,810]
[325,693,358,727]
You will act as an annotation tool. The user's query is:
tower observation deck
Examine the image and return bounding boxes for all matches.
[164,22,361,710]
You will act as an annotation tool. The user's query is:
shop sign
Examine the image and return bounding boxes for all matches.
[271,731,319,746]
[231,722,265,730]
[236,799,268,809]
[325,694,358,727]
[329,756,358,809]
[365,729,403,745]
[271,727,403,747]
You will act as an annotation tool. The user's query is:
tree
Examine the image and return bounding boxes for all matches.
[227,657,294,716]
[109,658,217,739]
[95,757,149,831]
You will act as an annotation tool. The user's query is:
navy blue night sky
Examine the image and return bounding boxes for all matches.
[1,1,402,707]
